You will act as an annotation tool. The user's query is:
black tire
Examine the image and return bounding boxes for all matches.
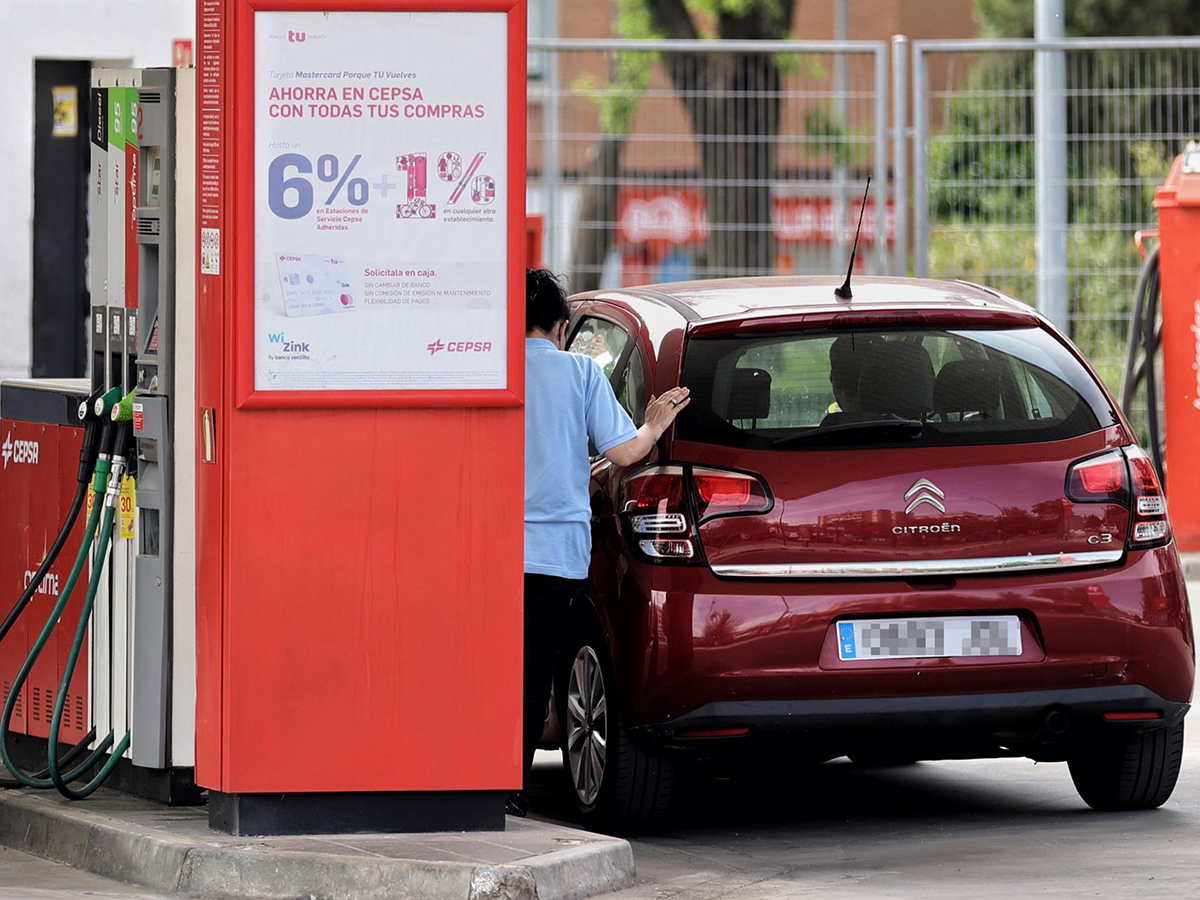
[1068,721,1184,811]
[560,632,675,831]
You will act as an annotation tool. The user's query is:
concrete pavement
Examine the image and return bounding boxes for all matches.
[521,575,1200,899]
[0,783,633,900]
[2,578,1195,899]
[8,730,1196,900]
[527,724,1200,898]
[0,845,170,900]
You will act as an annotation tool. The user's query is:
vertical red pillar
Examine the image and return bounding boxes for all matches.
[1154,148,1200,552]
[196,0,525,835]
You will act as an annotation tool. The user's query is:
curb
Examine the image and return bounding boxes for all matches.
[0,790,634,900]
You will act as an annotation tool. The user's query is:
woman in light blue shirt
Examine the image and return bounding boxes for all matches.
[513,270,689,817]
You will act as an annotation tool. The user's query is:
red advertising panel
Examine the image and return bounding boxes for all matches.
[196,0,525,800]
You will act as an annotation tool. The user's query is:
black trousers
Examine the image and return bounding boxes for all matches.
[522,573,585,790]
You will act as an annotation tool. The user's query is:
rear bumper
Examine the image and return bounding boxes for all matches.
[599,544,1195,727]
[635,684,1189,741]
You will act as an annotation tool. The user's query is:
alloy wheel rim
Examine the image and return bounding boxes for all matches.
[566,645,608,807]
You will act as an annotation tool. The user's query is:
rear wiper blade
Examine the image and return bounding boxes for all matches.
[773,418,924,448]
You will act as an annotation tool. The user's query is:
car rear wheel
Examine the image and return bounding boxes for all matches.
[1068,721,1184,811]
[561,637,675,830]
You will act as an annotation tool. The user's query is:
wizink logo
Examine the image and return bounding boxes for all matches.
[268,332,310,353]
[288,30,306,42]
[1,431,39,469]
[427,339,446,356]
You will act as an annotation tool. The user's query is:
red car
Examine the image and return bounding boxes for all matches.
[545,275,1193,829]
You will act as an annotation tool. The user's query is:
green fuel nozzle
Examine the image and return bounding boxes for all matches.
[93,387,122,418]
[111,388,138,423]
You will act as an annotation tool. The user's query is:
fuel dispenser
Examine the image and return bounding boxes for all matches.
[5,0,527,834]
[0,66,198,803]
[1122,142,1200,553]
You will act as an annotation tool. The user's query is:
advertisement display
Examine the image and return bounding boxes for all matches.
[254,11,510,394]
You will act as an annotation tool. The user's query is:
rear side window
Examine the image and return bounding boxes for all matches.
[568,316,629,379]
[616,346,647,426]
[675,327,1117,450]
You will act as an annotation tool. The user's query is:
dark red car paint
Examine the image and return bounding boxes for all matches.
[571,277,1195,735]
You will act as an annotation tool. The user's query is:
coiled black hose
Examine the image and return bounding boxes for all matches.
[0,408,105,789]
[1120,245,1166,488]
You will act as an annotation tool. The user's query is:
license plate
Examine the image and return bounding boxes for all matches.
[836,615,1022,661]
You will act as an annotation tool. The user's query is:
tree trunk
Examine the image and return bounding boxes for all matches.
[646,0,793,278]
[696,53,781,276]
[568,134,625,293]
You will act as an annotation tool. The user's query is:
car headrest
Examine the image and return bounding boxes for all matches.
[857,341,934,417]
[729,368,771,421]
[933,359,1001,416]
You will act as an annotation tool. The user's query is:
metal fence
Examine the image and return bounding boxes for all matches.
[910,36,1200,407]
[526,34,1200,424]
[526,38,891,294]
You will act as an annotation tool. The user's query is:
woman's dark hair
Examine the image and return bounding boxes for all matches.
[526,268,570,334]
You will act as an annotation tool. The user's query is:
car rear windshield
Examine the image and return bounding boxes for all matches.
[675,327,1117,450]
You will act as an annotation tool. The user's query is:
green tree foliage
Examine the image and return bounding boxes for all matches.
[568,0,799,290]
[977,0,1200,38]
[927,0,1198,437]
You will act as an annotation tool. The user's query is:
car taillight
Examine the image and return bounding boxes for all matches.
[619,465,686,513]
[693,467,772,521]
[622,466,694,560]
[621,465,772,563]
[1124,446,1171,548]
[1067,450,1128,503]
[622,465,685,514]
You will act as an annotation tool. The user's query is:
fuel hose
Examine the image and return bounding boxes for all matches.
[0,445,116,787]
[0,390,106,647]
[0,390,107,789]
[1119,245,1166,486]
[0,387,123,790]
[47,416,135,799]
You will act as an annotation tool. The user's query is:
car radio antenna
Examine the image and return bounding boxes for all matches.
[834,176,871,300]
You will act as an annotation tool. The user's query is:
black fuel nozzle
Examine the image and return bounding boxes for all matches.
[74,388,108,484]
[79,387,105,423]
[111,421,135,463]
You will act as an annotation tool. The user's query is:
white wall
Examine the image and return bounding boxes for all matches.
[0,0,194,381]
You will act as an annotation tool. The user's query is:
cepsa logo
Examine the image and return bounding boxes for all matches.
[427,340,494,356]
[1,431,39,469]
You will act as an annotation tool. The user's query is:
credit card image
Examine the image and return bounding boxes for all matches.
[275,253,357,317]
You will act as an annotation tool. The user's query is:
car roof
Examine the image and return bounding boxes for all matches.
[573,275,1036,323]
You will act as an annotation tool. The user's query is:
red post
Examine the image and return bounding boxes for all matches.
[196,0,526,834]
[1154,147,1200,552]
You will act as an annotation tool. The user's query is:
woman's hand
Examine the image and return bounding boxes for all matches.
[644,387,691,439]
